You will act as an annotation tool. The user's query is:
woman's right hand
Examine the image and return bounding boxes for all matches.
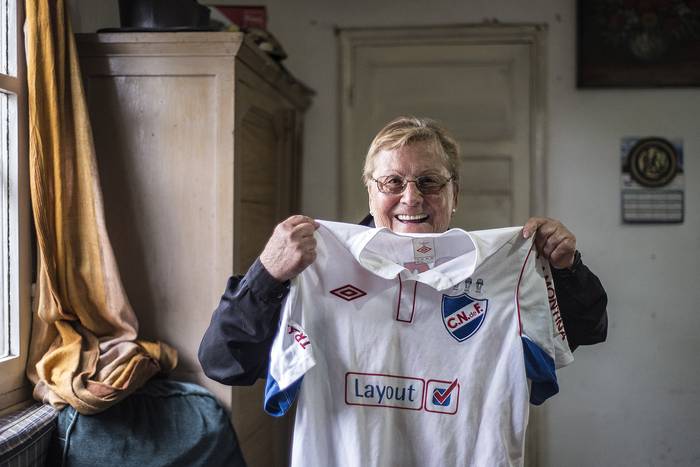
[259,215,320,282]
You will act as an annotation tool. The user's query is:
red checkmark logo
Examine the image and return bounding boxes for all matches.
[432,379,459,406]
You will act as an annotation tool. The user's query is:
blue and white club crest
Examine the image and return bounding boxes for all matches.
[441,293,489,342]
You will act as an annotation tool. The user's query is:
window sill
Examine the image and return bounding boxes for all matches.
[0,385,32,416]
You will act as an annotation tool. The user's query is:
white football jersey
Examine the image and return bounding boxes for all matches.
[265,221,573,467]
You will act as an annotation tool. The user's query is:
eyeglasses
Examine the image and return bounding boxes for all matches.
[371,174,453,195]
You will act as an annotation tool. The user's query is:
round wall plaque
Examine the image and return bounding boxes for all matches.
[627,137,678,188]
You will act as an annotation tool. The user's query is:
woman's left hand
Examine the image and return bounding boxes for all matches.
[522,217,577,269]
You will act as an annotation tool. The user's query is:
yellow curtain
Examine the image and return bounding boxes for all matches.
[24,0,177,414]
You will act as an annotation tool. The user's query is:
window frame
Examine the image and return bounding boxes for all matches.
[0,0,31,411]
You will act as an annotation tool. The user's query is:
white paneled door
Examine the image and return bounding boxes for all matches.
[339,25,547,466]
[339,25,547,230]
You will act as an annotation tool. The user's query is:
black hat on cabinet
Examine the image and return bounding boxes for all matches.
[117,0,211,31]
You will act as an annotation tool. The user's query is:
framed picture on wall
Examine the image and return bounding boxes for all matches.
[577,0,700,87]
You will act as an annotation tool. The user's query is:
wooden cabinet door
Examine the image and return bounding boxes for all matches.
[81,54,236,390]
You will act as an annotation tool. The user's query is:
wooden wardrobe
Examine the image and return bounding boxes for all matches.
[77,32,313,467]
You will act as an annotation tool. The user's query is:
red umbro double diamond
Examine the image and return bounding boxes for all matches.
[330,284,367,301]
[416,245,432,254]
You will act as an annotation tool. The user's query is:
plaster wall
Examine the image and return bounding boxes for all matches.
[69,1,700,465]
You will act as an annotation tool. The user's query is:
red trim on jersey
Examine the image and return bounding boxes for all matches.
[396,276,402,320]
[410,282,418,322]
[515,245,536,336]
[395,277,417,323]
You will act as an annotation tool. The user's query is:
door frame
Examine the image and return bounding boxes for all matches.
[337,24,548,221]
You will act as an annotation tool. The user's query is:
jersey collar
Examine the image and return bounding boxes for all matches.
[318,221,480,290]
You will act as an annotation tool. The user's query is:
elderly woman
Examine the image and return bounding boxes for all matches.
[199,116,607,387]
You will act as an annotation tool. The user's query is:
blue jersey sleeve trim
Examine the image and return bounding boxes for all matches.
[521,336,559,405]
[264,372,304,417]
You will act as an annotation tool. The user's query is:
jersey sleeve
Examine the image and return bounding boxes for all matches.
[264,277,316,417]
[517,242,574,405]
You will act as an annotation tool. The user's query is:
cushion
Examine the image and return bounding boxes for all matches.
[0,403,58,467]
[51,379,246,467]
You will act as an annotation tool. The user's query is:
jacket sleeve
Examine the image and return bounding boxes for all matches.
[198,258,290,386]
[551,252,608,351]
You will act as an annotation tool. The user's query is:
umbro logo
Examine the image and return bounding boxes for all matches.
[416,245,432,254]
[330,284,367,301]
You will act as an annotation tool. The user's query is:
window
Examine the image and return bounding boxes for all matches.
[0,0,29,411]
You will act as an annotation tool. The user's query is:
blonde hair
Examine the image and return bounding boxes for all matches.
[362,116,460,187]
